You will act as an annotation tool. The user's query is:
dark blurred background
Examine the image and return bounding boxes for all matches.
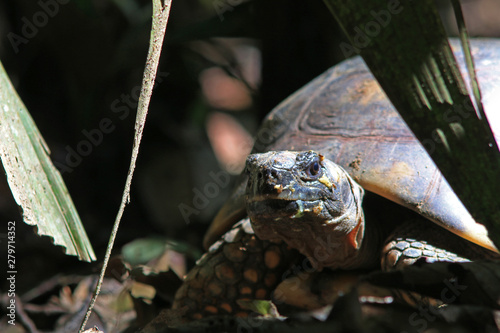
[0,0,499,294]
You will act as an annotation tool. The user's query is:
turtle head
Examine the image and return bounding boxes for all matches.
[245,150,365,270]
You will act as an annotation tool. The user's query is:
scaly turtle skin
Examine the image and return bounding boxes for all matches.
[171,39,500,320]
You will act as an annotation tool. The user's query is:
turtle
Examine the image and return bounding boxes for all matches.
[171,39,500,321]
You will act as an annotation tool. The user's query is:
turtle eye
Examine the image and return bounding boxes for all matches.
[307,160,321,178]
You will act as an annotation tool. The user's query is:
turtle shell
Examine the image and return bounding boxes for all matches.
[204,39,500,252]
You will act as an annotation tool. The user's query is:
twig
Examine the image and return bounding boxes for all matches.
[79,1,173,331]
[15,296,41,333]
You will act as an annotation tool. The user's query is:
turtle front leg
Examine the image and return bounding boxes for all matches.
[171,218,299,321]
[381,218,499,271]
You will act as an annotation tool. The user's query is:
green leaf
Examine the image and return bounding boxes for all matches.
[0,60,95,262]
[122,238,167,265]
[236,299,283,318]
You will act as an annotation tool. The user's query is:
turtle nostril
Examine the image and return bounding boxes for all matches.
[261,168,279,181]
